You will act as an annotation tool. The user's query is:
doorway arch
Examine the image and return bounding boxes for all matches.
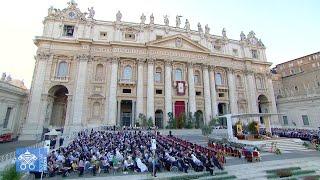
[258,94,270,124]
[155,110,163,128]
[47,85,69,128]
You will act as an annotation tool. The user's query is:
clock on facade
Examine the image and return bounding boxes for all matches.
[68,11,76,19]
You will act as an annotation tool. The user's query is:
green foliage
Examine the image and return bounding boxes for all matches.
[184,112,194,129]
[1,165,22,180]
[194,111,204,129]
[201,124,212,137]
[209,117,218,127]
[176,113,186,129]
[147,117,153,128]
[166,112,177,129]
[139,113,147,127]
[248,121,258,135]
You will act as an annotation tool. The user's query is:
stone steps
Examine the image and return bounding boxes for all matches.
[261,138,311,152]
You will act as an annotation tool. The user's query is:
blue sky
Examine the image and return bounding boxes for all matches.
[0,0,319,87]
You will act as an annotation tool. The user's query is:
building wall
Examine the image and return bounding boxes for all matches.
[20,1,278,140]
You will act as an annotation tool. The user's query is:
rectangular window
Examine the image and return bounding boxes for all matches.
[283,116,288,125]
[99,32,108,39]
[156,35,162,40]
[156,89,162,94]
[302,115,309,125]
[125,33,135,40]
[218,93,224,97]
[196,91,201,96]
[155,72,161,83]
[3,107,12,128]
[214,45,221,51]
[251,50,258,59]
[63,25,75,37]
[123,89,131,94]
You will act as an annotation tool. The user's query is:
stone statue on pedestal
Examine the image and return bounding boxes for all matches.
[164,15,169,26]
[150,13,154,24]
[87,7,95,19]
[197,22,203,32]
[205,24,210,35]
[1,73,6,81]
[240,31,246,41]
[222,28,227,38]
[116,11,122,22]
[185,19,190,31]
[176,15,182,27]
[140,13,146,24]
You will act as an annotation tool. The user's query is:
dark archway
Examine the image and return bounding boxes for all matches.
[195,110,204,128]
[155,110,163,129]
[120,100,132,127]
[258,94,270,124]
[48,85,68,128]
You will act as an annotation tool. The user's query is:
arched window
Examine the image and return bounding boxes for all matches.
[123,66,132,80]
[236,75,242,87]
[95,64,104,81]
[155,67,162,83]
[175,68,183,81]
[93,102,100,117]
[57,61,68,77]
[194,70,201,85]
[215,72,222,85]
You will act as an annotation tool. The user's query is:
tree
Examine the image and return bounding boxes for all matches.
[209,117,218,127]
[248,121,259,135]
[147,117,154,128]
[138,113,147,127]
[201,124,212,139]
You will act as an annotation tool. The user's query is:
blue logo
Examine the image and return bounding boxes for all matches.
[16,148,47,172]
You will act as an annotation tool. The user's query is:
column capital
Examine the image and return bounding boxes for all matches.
[146,57,155,64]
[209,65,216,71]
[77,54,91,62]
[188,62,194,68]
[110,56,120,64]
[202,63,209,70]
[137,58,146,65]
[244,70,254,76]
[164,59,173,66]
[226,67,235,74]
[36,52,51,61]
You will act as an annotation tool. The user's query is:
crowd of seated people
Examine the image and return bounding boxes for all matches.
[45,129,224,178]
[260,128,319,142]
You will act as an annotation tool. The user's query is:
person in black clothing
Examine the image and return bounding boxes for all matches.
[59,137,64,147]
[211,156,223,170]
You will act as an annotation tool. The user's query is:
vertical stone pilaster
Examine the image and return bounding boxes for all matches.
[267,74,279,124]
[246,71,258,114]
[136,58,145,120]
[227,68,238,114]
[202,64,212,123]
[188,62,196,114]
[209,65,218,116]
[164,59,173,125]
[108,57,119,125]
[20,52,50,140]
[71,54,89,126]
[147,58,155,120]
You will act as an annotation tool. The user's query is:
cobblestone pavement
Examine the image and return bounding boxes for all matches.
[0,140,37,155]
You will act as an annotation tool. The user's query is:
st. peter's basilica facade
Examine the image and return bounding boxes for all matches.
[20,1,278,139]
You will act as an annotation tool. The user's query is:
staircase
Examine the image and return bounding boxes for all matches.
[261,138,312,152]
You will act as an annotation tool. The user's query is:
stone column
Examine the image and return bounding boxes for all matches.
[209,65,218,116]
[132,100,135,126]
[227,68,238,114]
[267,74,279,124]
[108,57,119,125]
[246,71,258,114]
[164,60,173,125]
[64,94,73,127]
[188,62,196,114]
[71,54,89,128]
[20,53,50,140]
[202,64,212,123]
[136,58,145,120]
[147,58,155,120]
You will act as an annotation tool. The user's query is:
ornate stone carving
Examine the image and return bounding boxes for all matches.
[240,31,246,41]
[222,28,227,40]
[205,24,210,36]
[175,37,183,48]
[137,58,145,65]
[116,11,122,22]
[176,15,182,27]
[150,13,154,24]
[184,19,190,32]
[1,73,6,81]
[37,52,50,60]
[147,57,155,64]
[197,22,203,33]
[140,13,146,24]
[77,54,90,61]
[209,65,215,71]
[164,15,169,26]
[111,57,119,63]
[164,59,172,66]
[87,7,95,19]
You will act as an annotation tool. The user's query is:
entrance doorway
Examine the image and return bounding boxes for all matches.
[120,100,132,127]
[174,101,185,118]
[218,103,227,115]
[258,95,270,124]
[155,110,163,128]
[48,85,68,128]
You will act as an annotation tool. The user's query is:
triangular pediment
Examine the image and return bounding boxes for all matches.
[147,34,210,53]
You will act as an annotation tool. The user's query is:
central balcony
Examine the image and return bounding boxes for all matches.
[118,78,136,87]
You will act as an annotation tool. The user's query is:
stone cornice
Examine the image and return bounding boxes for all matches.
[77,54,91,61]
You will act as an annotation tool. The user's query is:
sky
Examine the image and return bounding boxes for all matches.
[0,0,319,88]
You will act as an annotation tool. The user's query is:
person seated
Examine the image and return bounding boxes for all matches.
[136,156,148,172]
[124,156,134,172]
[101,157,110,173]
[48,161,56,177]
[177,155,189,173]
[78,159,85,176]
[190,154,204,172]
